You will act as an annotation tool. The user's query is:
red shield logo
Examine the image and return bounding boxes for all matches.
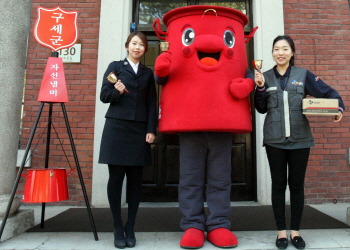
[34,6,78,51]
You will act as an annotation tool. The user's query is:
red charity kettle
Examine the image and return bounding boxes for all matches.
[22,168,74,203]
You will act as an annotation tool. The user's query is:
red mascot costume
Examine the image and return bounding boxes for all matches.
[154,5,257,249]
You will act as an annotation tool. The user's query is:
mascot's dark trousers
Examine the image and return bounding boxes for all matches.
[179,132,232,232]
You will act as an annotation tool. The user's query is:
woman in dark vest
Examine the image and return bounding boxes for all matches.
[254,35,344,250]
[99,31,157,249]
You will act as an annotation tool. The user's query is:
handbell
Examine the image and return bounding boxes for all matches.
[252,60,263,73]
[160,42,170,52]
[106,72,117,83]
[106,72,129,93]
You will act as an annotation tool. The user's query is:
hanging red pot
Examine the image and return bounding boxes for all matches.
[22,168,74,203]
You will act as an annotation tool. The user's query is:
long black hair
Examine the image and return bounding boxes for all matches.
[272,35,296,66]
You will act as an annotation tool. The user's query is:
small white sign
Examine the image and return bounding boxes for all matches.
[59,43,81,63]
[17,149,32,167]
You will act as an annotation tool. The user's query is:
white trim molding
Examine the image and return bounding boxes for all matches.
[253,0,285,205]
[92,0,132,207]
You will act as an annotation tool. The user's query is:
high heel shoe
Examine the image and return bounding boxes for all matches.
[114,229,126,249]
[126,238,136,248]
[114,239,126,249]
[124,225,136,248]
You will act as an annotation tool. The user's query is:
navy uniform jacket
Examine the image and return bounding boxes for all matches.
[100,59,157,134]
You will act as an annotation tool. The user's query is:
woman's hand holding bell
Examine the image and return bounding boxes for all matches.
[255,72,265,88]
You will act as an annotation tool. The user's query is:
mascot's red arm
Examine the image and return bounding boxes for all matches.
[229,26,257,100]
[155,52,172,77]
[229,77,255,100]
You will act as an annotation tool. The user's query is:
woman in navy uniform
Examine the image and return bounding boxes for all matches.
[254,35,344,250]
[99,31,157,249]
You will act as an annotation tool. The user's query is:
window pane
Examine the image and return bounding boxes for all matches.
[198,0,247,14]
[144,41,159,67]
[139,0,187,25]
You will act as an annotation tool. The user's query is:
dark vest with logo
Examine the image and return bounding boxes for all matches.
[263,66,313,144]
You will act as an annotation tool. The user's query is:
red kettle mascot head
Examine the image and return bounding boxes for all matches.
[154,5,258,133]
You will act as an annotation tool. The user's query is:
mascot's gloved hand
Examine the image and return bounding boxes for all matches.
[229,78,255,100]
[155,52,172,77]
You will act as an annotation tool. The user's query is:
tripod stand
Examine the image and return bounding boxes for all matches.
[0,101,99,241]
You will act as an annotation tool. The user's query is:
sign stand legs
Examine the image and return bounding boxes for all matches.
[0,102,99,241]
[41,102,53,228]
[61,102,98,240]
[0,102,44,241]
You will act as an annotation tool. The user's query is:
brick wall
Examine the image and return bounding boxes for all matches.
[284,0,350,203]
[19,0,101,205]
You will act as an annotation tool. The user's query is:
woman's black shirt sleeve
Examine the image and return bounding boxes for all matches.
[305,70,344,112]
[254,86,267,114]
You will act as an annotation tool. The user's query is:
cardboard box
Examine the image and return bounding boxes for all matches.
[302,98,338,115]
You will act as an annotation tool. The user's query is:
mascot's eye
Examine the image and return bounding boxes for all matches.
[223,30,235,48]
[182,28,195,46]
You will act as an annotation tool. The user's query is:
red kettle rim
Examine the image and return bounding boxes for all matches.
[162,5,248,27]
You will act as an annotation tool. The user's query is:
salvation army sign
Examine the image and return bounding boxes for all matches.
[34,6,78,51]
[37,57,68,103]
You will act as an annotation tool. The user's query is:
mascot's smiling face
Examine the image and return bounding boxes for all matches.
[182,24,235,66]
[165,11,248,74]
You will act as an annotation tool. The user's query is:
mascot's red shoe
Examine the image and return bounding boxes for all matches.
[180,228,205,249]
[207,228,238,248]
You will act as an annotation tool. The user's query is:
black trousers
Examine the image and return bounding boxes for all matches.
[265,145,310,231]
[179,132,232,232]
[107,165,143,239]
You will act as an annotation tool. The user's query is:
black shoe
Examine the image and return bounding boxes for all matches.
[124,224,136,247]
[114,239,126,249]
[126,238,136,248]
[291,235,305,249]
[114,228,126,249]
[276,236,288,249]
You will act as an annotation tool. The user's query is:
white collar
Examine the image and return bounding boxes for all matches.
[126,58,139,74]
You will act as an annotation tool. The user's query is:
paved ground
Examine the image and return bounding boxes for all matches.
[0,202,349,250]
